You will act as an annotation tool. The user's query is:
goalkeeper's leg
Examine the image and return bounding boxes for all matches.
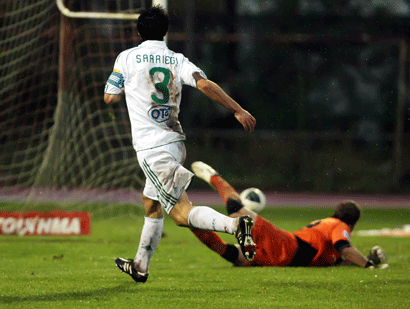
[190,228,241,264]
[191,161,240,203]
[191,161,257,220]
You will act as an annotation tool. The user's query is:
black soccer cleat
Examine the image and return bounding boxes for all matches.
[115,257,149,283]
[235,215,256,262]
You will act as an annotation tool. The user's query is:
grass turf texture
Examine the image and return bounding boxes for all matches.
[0,202,409,309]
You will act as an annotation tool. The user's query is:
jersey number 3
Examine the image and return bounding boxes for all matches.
[150,67,170,104]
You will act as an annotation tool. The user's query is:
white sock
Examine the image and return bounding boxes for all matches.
[187,206,237,234]
[134,216,164,273]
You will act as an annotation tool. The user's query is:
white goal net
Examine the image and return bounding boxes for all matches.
[0,0,164,201]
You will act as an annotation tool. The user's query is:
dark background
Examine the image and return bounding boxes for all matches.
[1,0,410,194]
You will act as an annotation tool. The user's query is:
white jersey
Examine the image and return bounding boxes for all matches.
[105,40,206,151]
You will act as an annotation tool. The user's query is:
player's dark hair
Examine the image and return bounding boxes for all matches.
[137,5,169,41]
[332,200,361,225]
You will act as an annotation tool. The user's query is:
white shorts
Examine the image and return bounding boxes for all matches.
[136,142,194,214]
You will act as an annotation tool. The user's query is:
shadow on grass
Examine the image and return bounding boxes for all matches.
[0,283,138,304]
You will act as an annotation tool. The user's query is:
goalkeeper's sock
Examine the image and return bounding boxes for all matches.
[210,175,241,204]
[134,216,164,273]
[222,244,240,263]
[226,198,244,215]
[190,228,239,264]
[188,206,236,234]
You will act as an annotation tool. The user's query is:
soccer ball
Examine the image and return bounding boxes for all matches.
[240,187,266,213]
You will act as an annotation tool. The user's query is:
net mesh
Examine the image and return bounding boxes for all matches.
[0,1,148,200]
[0,0,59,187]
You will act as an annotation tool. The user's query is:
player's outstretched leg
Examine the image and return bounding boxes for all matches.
[115,258,149,283]
[191,161,218,184]
[191,161,240,204]
[191,161,255,219]
[235,215,256,261]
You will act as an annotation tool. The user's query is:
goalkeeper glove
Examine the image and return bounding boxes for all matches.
[367,246,387,266]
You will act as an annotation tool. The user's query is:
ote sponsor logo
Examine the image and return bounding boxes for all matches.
[149,105,171,123]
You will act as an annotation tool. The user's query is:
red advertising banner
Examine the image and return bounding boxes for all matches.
[0,211,91,236]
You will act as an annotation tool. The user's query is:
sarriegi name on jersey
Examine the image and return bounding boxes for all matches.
[136,54,178,65]
[149,105,172,123]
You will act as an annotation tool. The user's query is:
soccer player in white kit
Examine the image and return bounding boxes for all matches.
[104,5,257,283]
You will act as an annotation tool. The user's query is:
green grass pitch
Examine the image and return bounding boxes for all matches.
[0,202,409,309]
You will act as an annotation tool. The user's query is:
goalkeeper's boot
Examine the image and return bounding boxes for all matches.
[115,258,149,283]
[191,161,218,184]
[235,215,256,262]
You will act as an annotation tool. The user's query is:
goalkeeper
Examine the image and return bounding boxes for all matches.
[190,161,388,268]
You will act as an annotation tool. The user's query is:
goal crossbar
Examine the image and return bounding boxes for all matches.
[56,0,168,20]
[55,0,141,20]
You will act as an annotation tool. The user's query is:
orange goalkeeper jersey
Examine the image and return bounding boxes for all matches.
[245,216,352,267]
[292,217,352,266]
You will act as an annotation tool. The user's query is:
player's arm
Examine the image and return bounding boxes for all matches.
[339,246,372,268]
[340,245,387,267]
[104,61,125,105]
[104,91,123,105]
[193,72,256,132]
